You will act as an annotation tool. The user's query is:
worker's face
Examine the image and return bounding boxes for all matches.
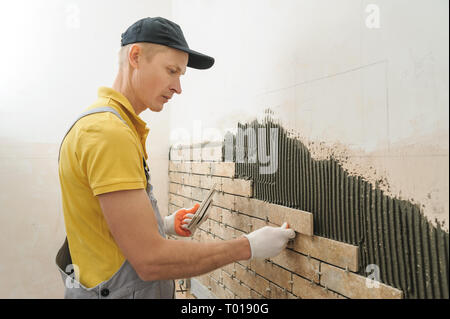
[131,46,188,112]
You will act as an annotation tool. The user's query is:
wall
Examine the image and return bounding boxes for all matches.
[0,0,172,298]
[169,0,449,231]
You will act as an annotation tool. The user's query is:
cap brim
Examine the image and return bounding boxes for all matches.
[170,45,215,70]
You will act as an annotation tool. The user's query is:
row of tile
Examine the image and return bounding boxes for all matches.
[192,222,402,299]
[168,190,354,272]
[169,182,313,236]
[193,228,345,299]
[169,177,252,198]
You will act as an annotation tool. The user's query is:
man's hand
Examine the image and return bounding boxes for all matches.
[164,203,200,237]
[243,222,295,259]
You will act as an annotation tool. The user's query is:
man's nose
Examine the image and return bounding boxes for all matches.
[171,77,182,95]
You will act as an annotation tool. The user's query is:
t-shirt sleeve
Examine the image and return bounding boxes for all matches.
[76,118,146,196]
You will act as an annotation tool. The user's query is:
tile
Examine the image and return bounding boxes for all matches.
[169,182,192,198]
[170,147,192,161]
[208,205,223,222]
[192,186,209,201]
[320,263,403,299]
[169,193,184,207]
[251,258,294,291]
[201,146,223,162]
[211,162,235,177]
[221,209,254,233]
[173,172,200,188]
[180,162,192,174]
[292,274,346,299]
[233,196,266,219]
[191,162,212,175]
[212,192,235,210]
[221,270,252,299]
[267,282,295,299]
[250,289,266,299]
[290,234,359,272]
[169,161,179,172]
[271,249,320,283]
[198,174,216,189]
[221,178,253,197]
[265,202,313,236]
[168,171,182,184]
[233,262,270,298]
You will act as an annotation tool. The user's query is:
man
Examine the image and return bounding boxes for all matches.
[56,17,295,299]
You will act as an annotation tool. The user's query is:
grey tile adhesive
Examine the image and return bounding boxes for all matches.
[219,116,449,299]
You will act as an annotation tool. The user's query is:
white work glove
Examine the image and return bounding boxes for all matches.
[243,222,295,259]
[164,203,200,237]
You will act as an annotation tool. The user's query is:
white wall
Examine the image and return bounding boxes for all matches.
[169,0,449,228]
[170,0,448,146]
[0,0,172,298]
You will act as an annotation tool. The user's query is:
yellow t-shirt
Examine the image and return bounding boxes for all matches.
[58,86,150,288]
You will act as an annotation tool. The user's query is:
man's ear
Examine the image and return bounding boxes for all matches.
[128,44,141,69]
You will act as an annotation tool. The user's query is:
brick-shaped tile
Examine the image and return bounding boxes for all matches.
[320,263,403,299]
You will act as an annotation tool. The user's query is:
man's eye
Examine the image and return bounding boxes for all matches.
[169,69,177,74]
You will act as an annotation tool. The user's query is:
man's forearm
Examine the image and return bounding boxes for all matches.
[140,236,251,281]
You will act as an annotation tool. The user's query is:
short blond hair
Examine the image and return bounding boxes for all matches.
[118,42,169,69]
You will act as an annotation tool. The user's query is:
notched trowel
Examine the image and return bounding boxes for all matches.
[187,183,217,232]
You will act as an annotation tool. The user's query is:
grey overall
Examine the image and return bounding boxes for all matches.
[55,106,175,299]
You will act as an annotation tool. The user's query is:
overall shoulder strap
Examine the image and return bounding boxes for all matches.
[58,106,128,163]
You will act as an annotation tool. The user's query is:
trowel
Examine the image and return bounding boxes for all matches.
[187,183,217,232]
